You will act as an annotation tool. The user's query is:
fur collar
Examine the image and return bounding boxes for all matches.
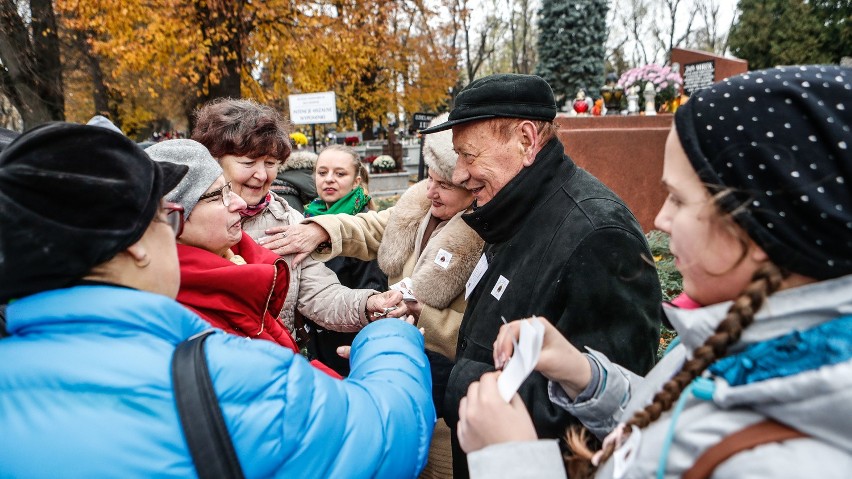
[282,151,317,171]
[378,180,484,309]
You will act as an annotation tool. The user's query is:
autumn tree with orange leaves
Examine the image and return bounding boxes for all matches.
[50,0,457,138]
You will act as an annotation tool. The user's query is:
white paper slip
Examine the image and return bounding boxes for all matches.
[434,248,452,269]
[497,318,545,402]
[390,277,417,301]
[613,426,642,479]
[465,253,489,300]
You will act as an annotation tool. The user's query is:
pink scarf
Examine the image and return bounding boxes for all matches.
[240,193,272,218]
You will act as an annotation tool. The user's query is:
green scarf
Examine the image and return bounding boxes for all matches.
[304,185,370,217]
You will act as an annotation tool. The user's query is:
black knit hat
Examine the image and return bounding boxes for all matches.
[0,122,188,302]
[420,73,557,134]
[675,65,852,280]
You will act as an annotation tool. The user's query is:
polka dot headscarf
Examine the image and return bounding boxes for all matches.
[675,65,852,280]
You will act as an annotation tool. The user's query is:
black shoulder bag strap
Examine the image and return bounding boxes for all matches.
[171,330,246,479]
[0,304,8,338]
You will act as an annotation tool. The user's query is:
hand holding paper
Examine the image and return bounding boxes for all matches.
[496,317,545,402]
[389,277,416,302]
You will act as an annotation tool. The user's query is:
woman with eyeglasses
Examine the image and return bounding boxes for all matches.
[0,123,435,478]
[192,98,405,347]
[146,139,341,377]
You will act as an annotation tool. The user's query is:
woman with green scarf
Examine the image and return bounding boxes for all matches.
[304,145,388,376]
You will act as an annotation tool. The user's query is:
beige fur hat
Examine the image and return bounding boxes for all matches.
[422,113,456,181]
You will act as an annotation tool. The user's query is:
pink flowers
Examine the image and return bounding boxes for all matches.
[618,64,683,105]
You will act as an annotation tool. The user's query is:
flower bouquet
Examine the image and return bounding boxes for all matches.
[372,155,396,173]
[290,132,308,147]
[617,64,683,112]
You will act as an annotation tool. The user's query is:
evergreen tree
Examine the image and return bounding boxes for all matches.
[729,0,832,70]
[810,0,852,64]
[536,0,609,106]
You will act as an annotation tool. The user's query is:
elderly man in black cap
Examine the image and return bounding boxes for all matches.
[417,73,662,476]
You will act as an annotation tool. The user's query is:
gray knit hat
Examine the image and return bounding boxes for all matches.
[145,139,223,219]
[423,113,457,181]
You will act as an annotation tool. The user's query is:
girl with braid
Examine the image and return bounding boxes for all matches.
[456,65,852,478]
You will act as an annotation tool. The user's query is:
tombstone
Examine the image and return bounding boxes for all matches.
[381,128,403,171]
[671,48,748,97]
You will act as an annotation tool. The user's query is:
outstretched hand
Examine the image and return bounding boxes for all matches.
[457,371,537,453]
[366,290,406,318]
[493,317,593,399]
[256,223,330,264]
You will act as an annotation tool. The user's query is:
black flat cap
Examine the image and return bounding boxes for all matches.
[0,122,188,302]
[420,73,557,134]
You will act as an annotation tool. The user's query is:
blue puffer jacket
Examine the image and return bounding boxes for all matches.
[0,286,435,478]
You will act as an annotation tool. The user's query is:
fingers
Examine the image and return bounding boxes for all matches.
[493,322,519,370]
[381,290,403,306]
[263,225,288,235]
[258,223,323,258]
[385,304,407,318]
[457,395,470,451]
[336,346,351,359]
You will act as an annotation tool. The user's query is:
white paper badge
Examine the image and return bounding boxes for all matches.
[491,275,509,300]
[612,426,642,479]
[465,254,489,300]
[434,248,452,269]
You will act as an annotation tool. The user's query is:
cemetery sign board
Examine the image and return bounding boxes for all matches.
[289,91,337,124]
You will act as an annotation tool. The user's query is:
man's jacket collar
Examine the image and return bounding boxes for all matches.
[462,137,573,244]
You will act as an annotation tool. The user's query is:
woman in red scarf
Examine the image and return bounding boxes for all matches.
[147,139,339,378]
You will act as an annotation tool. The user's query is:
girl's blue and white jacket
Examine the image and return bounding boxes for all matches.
[0,285,435,478]
[468,274,852,478]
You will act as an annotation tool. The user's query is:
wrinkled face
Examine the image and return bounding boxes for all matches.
[426,169,473,221]
[315,149,361,205]
[218,154,278,206]
[451,121,526,206]
[178,176,248,256]
[654,126,766,306]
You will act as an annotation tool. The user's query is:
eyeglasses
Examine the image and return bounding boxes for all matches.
[197,182,232,207]
[156,202,185,238]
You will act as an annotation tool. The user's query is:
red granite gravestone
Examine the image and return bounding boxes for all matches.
[555,115,672,233]
[554,51,746,232]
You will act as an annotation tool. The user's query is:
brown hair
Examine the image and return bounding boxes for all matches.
[565,249,787,478]
[192,98,292,163]
[487,118,558,145]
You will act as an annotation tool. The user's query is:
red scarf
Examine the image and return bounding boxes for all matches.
[177,232,340,378]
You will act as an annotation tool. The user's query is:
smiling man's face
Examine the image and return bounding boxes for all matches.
[450,120,527,206]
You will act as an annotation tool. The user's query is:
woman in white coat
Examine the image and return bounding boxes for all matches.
[270,114,483,478]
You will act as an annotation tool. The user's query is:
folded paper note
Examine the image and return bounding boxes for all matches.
[497,318,545,402]
[390,277,417,302]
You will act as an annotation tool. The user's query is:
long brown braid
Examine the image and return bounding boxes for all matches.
[564,262,787,478]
